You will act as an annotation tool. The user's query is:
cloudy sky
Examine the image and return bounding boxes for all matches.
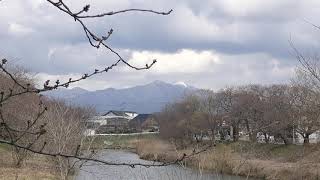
[1,0,320,90]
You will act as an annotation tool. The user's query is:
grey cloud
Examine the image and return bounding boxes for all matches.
[0,0,318,90]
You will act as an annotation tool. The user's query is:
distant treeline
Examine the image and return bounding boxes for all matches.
[157,69,320,146]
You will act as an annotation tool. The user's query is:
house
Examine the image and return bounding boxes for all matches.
[294,130,320,144]
[102,110,138,120]
[129,114,159,132]
[86,110,138,134]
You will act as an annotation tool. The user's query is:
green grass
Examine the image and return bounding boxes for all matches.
[85,133,159,149]
[0,143,11,152]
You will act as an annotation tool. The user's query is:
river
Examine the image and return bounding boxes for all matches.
[76,150,253,180]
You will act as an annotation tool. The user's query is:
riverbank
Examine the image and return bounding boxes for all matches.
[90,133,320,180]
[83,134,320,179]
[88,133,159,150]
[133,139,320,180]
[0,144,58,180]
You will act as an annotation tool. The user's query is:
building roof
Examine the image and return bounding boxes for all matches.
[102,110,137,117]
[130,114,153,124]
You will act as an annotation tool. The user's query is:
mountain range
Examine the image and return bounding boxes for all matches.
[42,80,196,114]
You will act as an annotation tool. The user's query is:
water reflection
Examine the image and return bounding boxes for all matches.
[76,150,251,180]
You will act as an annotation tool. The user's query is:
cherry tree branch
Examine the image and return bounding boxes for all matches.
[46,0,170,71]
[0,0,204,170]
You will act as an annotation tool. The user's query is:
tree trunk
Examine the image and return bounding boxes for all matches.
[280,134,292,145]
[249,132,256,142]
[245,119,255,142]
[303,134,310,145]
[264,132,269,144]
[232,125,239,141]
[210,128,215,142]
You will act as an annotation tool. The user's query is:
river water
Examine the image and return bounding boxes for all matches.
[76,150,252,180]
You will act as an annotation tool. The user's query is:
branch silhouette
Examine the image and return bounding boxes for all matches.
[0,0,211,170]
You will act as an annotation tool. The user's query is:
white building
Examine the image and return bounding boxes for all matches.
[88,110,138,125]
[86,110,138,135]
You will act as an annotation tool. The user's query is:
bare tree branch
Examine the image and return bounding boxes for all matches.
[77,8,173,18]
[46,0,169,71]
[0,138,212,168]
[0,0,215,172]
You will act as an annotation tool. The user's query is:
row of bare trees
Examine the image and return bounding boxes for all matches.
[158,69,320,146]
[0,64,212,178]
[0,1,211,178]
[0,67,95,179]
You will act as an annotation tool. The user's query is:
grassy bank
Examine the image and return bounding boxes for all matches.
[0,145,58,180]
[87,133,159,150]
[133,139,320,180]
[84,134,320,179]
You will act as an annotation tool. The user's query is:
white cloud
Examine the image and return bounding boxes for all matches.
[8,23,34,36]
[47,48,57,60]
[125,49,220,73]
[270,59,295,78]
[33,49,296,90]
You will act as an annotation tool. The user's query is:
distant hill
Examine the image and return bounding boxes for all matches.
[42,80,197,114]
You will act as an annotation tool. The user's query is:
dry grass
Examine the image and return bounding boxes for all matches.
[134,139,320,180]
[135,139,178,162]
[0,145,58,180]
[0,167,57,180]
